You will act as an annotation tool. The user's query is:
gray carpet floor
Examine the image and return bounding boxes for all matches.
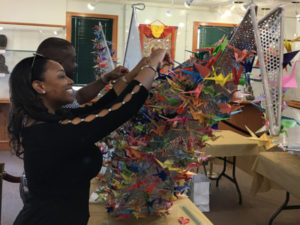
[1,150,300,225]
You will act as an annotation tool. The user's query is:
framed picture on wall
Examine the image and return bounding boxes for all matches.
[139,22,178,60]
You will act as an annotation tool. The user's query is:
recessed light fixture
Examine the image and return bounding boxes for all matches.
[166,9,172,16]
[291,1,300,3]
[296,11,300,21]
[87,2,96,10]
[184,0,193,8]
[166,0,174,17]
[261,7,271,11]
[233,1,244,4]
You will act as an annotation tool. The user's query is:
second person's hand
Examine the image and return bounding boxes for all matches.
[103,66,129,82]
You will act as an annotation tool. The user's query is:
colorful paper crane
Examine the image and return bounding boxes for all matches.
[282,60,300,89]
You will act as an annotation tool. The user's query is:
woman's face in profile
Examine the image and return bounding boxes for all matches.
[41,60,74,109]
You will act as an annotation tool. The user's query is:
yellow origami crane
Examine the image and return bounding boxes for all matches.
[189,107,213,123]
[167,78,184,92]
[155,159,196,176]
[245,126,277,150]
[204,68,232,86]
[284,36,300,52]
[111,189,126,199]
[120,171,134,184]
[112,179,128,190]
[155,159,180,171]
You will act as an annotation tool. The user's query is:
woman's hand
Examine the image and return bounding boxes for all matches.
[132,48,173,90]
[149,49,173,70]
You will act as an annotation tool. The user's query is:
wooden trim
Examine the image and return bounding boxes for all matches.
[0,141,9,151]
[286,100,300,109]
[0,21,65,28]
[192,22,236,52]
[0,99,10,104]
[66,11,118,58]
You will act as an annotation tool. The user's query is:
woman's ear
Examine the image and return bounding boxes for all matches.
[32,80,46,94]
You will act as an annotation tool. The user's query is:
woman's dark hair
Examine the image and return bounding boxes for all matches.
[8,56,65,156]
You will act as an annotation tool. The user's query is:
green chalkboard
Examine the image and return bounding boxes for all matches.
[198,25,234,49]
[71,16,113,85]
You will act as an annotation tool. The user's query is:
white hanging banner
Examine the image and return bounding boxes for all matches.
[123,4,144,71]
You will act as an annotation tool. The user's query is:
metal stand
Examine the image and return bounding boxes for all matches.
[269,192,300,225]
[205,156,242,205]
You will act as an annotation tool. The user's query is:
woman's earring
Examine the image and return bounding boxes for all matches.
[42,90,46,94]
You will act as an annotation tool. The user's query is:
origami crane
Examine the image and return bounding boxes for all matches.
[167,115,188,126]
[204,66,232,86]
[213,38,228,56]
[167,78,184,92]
[284,36,300,52]
[181,83,203,99]
[181,69,203,84]
[155,159,181,172]
[282,60,300,89]
[283,51,299,68]
[245,126,277,150]
[194,62,211,77]
[227,44,256,63]
[232,65,244,85]
[281,116,300,133]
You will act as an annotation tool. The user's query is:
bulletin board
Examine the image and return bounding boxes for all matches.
[66,12,118,85]
[192,22,236,52]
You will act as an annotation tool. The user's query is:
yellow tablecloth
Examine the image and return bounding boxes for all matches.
[204,130,264,174]
[250,152,300,200]
[88,178,213,225]
[205,130,262,157]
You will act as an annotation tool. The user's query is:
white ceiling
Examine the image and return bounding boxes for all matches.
[85,0,300,15]
[133,0,297,6]
[87,0,300,7]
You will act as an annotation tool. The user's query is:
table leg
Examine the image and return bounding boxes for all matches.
[211,157,242,204]
[203,160,218,179]
[269,192,300,225]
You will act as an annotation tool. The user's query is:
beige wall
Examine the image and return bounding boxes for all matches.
[0,0,67,25]
[0,0,245,63]
[1,0,300,145]
[0,0,299,70]
[1,0,299,62]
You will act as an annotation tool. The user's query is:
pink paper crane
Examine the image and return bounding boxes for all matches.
[181,83,203,99]
[282,60,300,89]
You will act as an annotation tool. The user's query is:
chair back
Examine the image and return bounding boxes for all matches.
[0,163,4,224]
